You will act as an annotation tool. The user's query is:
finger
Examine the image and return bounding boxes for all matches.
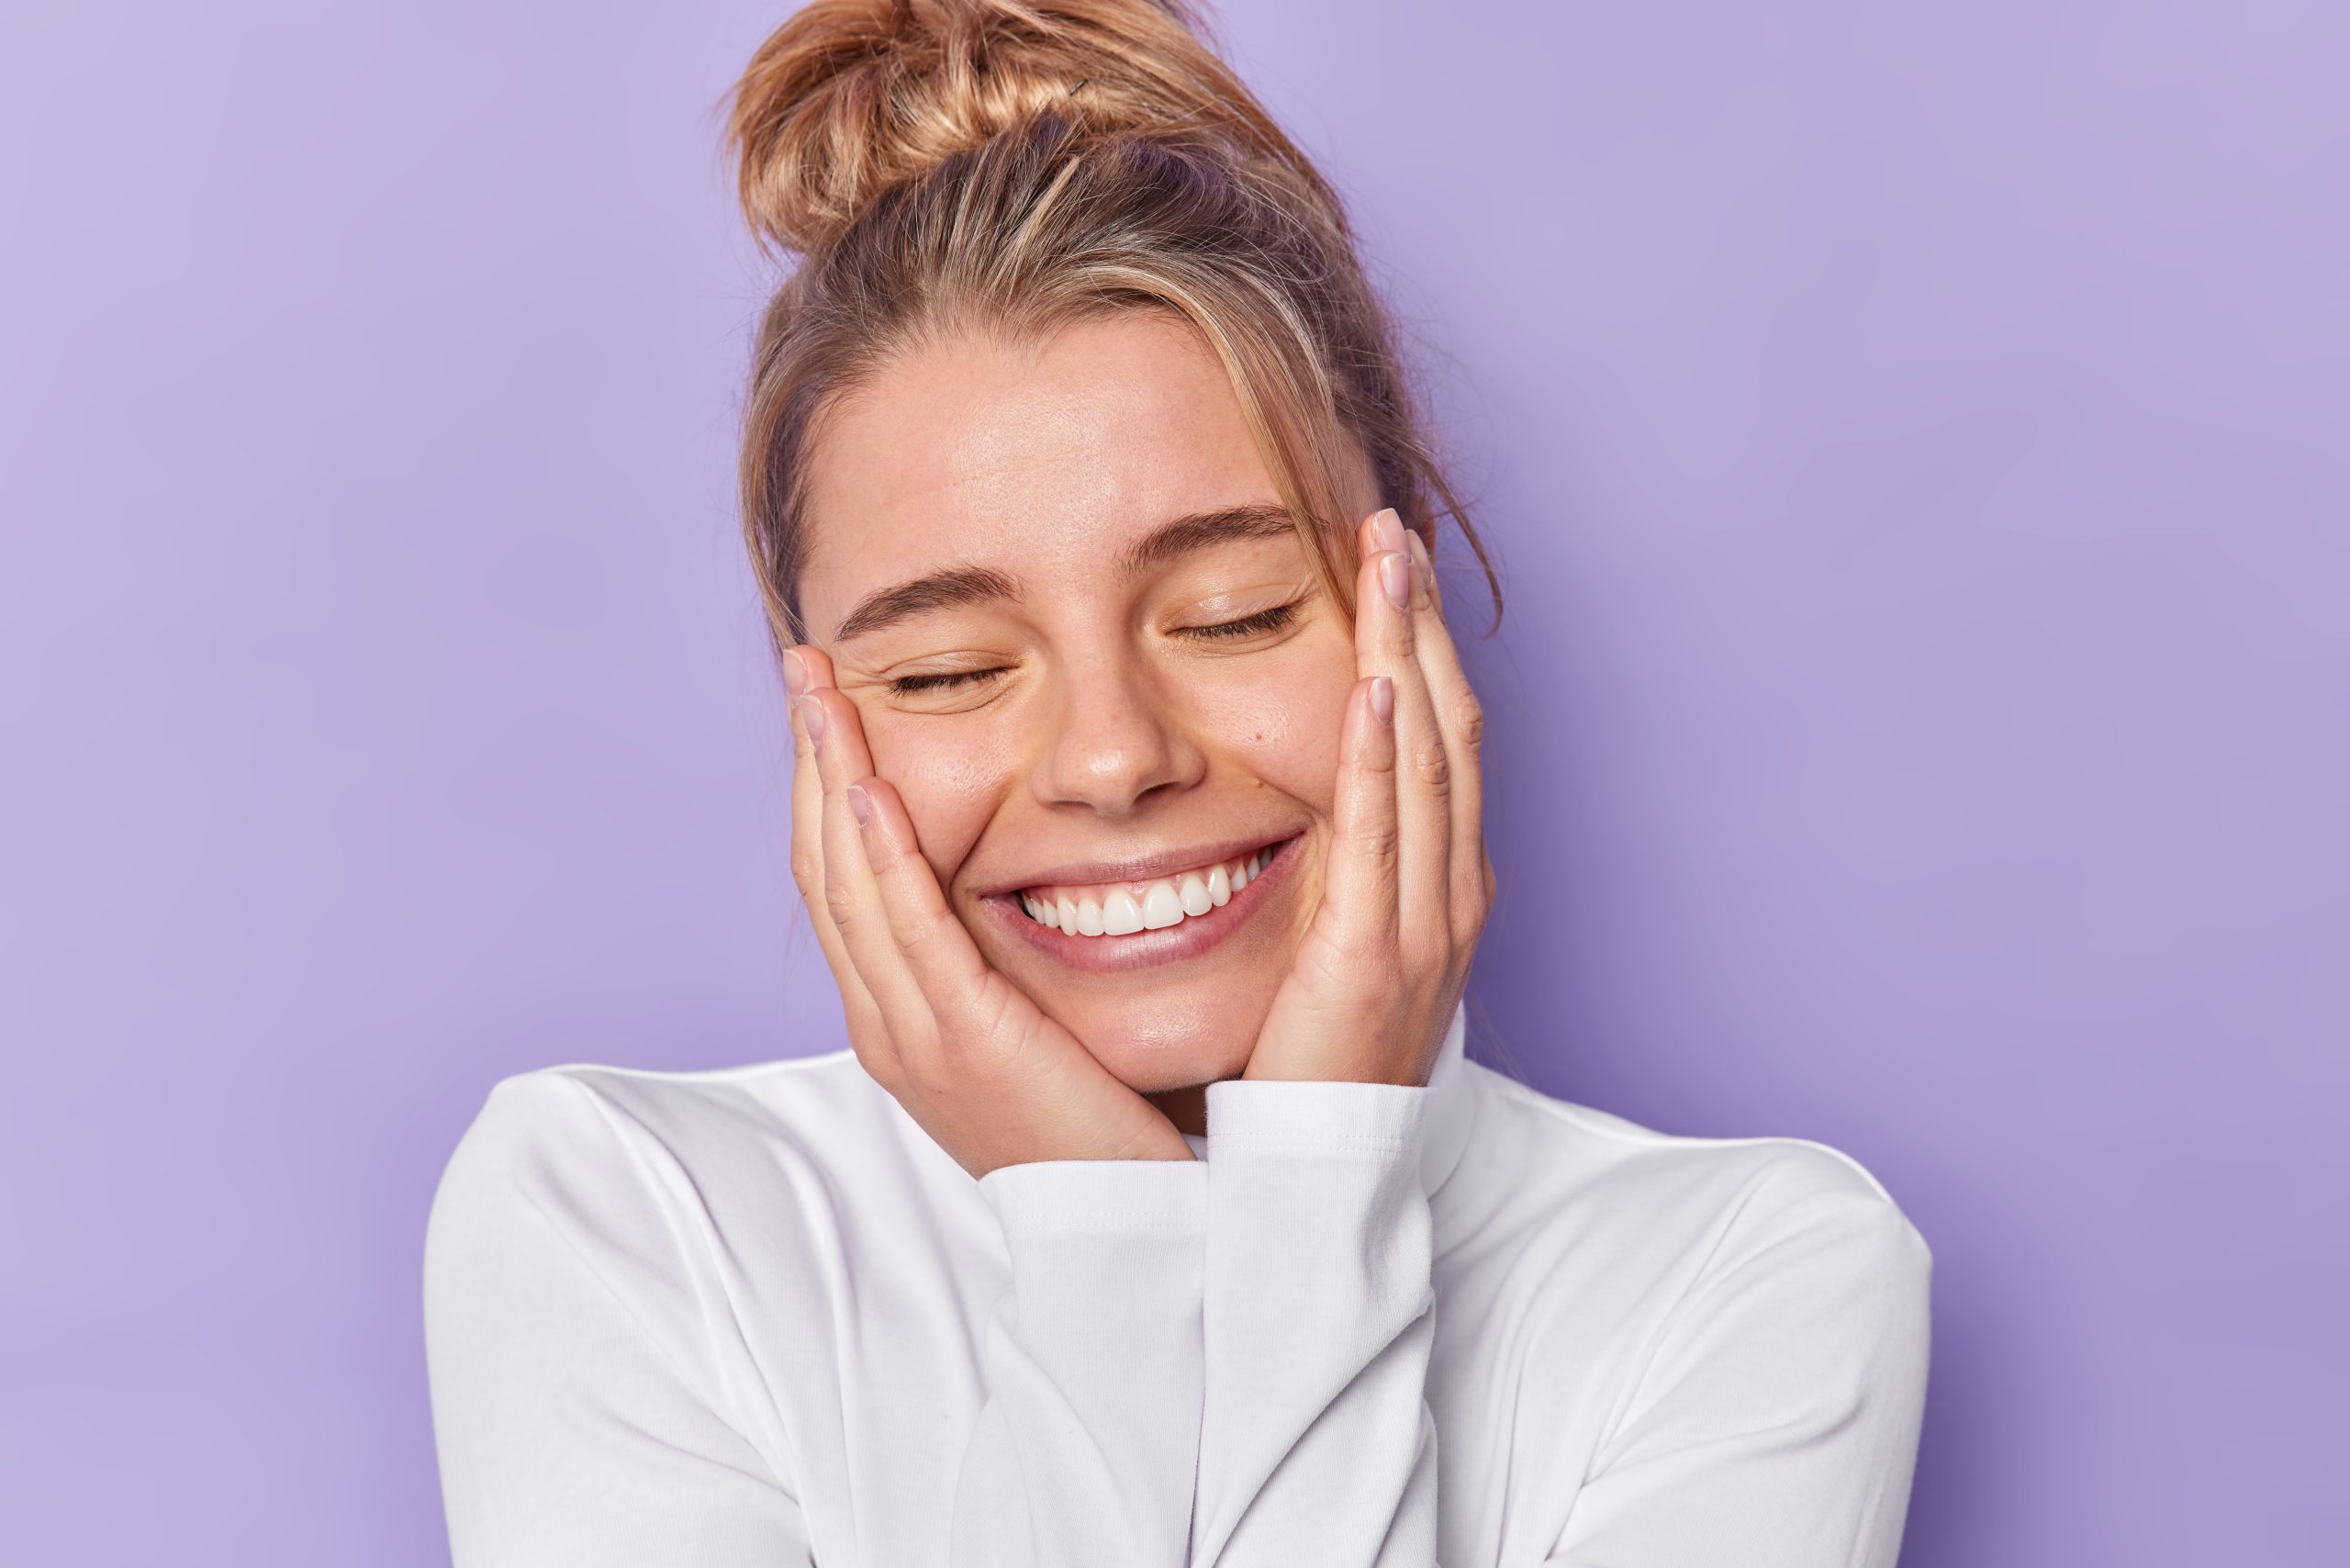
[785,648,883,1037]
[1321,673,1401,952]
[845,775,1021,1040]
[1354,510,1450,934]
[801,683,936,1046]
[1411,524,1447,617]
[1404,533,1489,927]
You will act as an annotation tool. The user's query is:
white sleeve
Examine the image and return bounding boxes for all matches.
[422,1074,815,1568]
[1190,1077,1441,1566]
[1541,1154,1934,1568]
[957,1156,1209,1566]
[423,1072,1214,1568]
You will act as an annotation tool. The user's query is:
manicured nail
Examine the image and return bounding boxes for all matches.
[799,695,826,745]
[1379,550,1412,610]
[1370,675,1395,724]
[847,782,872,825]
[1406,532,1434,601]
[781,647,809,697]
[1371,507,1407,554]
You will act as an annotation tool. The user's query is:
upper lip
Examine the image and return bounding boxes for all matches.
[970,832,1298,898]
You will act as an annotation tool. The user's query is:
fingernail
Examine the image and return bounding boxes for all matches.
[1371,507,1407,554]
[846,783,872,825]
[800,695,826,745]
[781,647,809,697]
[1400,540,1438,610]
[1370,675,1395,724]
[1379,550,1412,610]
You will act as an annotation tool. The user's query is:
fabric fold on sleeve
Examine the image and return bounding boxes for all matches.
[1191,1078,1442,1566]
[952,1156,1212,1568]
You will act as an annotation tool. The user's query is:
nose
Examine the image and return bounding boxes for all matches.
[1031,652,1205,817]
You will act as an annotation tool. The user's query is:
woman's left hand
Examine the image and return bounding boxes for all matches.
[1245,507,1493,1087]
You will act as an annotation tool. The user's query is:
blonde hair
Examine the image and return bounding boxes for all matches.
[723,0,1496,649]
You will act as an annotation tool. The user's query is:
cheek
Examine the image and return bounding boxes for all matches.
[860,711,1012,878]
[1193,641,1357,815]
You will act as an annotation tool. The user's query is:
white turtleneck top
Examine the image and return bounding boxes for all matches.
[423,1011,1930,1566]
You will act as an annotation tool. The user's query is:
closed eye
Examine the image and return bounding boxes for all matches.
[884,600,1301,697]
[1183,601,1299,640]
[887,666,1008,697]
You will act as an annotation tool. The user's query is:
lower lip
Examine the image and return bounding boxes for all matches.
[984,837,1301,973]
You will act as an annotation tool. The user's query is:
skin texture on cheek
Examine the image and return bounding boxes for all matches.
[860,721,1018,893]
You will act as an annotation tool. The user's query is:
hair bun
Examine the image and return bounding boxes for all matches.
[727,0,1299,254]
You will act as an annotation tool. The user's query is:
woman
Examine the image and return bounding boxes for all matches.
[423,2,1931,1563]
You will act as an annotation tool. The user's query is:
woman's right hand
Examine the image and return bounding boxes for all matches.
[786,644,1196,1179]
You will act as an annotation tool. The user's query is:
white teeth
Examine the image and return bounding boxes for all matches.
[1141,883,1185,929]
[1020,845,1282,939]
[1178,873,1212,917]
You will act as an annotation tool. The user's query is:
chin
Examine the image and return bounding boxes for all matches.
[1054,982,1272,1093]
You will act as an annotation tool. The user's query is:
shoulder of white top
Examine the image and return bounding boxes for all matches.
[1469,1063,1905,1210]
[515,1045,861,1086]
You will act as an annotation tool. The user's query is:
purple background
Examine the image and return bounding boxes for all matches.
[4,1,2342,1562]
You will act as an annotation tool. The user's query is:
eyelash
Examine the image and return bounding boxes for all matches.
[882,602,1301,698]
[1186,601,1299,640]
[888,667,1002,697]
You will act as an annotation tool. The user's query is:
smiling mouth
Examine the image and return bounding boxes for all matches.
[1009,839,1292,940]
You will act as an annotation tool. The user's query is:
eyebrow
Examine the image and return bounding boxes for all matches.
[1116,504,1301,574]
[830,504,1304,642]
[832,566,1020,642]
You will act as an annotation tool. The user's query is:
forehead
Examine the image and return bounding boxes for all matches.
[797,312,1284,630]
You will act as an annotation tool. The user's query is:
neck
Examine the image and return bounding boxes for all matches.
[1144,1081,1210,1138]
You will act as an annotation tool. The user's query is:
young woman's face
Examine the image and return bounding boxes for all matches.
[795,312,1374,1102]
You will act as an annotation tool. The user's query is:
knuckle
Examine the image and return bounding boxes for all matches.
[1410,741,1451,792]
[1353,821,1403,867]
[789,849,822,900]
[823,879,858,933]
[1452,693,1486,751]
